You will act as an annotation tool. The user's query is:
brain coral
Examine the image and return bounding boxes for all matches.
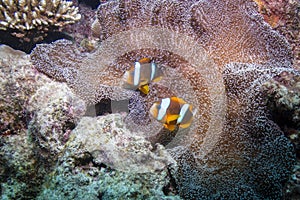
[31,0,297,199]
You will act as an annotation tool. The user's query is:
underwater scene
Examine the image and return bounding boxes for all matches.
[1,0,300,199]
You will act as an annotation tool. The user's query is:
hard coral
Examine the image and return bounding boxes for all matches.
[31,0,296,199]
[0,0,81,42]
[0,44,86,199]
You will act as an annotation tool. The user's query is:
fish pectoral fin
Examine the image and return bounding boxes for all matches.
[139,84,149,94]
[138,57,151,64]
[152,76,163,82]
[163,124,169,129]
[166,114,179,123]
[163,123,177,131]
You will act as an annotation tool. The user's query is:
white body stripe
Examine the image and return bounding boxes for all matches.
[157,98,170,121]
[150,62,156,81]
[133,62,141,86]
[177,104,190,123]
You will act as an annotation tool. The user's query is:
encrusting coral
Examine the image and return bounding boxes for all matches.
[0,0,81,42]
[31,0,297,199]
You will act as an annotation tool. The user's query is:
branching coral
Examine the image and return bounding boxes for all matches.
[31,0,297,199]
[0,0,81,42]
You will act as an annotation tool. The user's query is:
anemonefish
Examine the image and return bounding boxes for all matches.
[149,97,194,131]
[123,58,163,94]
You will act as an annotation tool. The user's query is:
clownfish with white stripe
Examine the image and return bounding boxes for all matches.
[149,97,194,131]
[123,58,163,94]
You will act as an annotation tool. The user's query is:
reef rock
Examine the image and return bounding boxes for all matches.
[36,113,179,199]
[31,0,297,199]
[0,44,85,198]
[0,45,51,199]
[0,44,49,136]
[69,114,176,173]
[28,81,86,163]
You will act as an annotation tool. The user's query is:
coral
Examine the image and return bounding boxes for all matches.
[31,0,296,199]
[37,167,180,200]
[37,113,180,200]
[27,81,86,163]
[0,0,81,42]
[63,2,100,52]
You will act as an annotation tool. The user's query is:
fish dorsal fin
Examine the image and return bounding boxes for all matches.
[166,114,179,123]
[170,97,186,105]
[139,84,149,94]
[138,57,151,64]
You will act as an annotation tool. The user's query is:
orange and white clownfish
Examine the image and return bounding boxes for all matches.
[123,58,163,94]
[149,97,194,131]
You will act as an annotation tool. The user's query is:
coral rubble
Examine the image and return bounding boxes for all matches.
[30,0,297,199]
[0,0,81,42]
